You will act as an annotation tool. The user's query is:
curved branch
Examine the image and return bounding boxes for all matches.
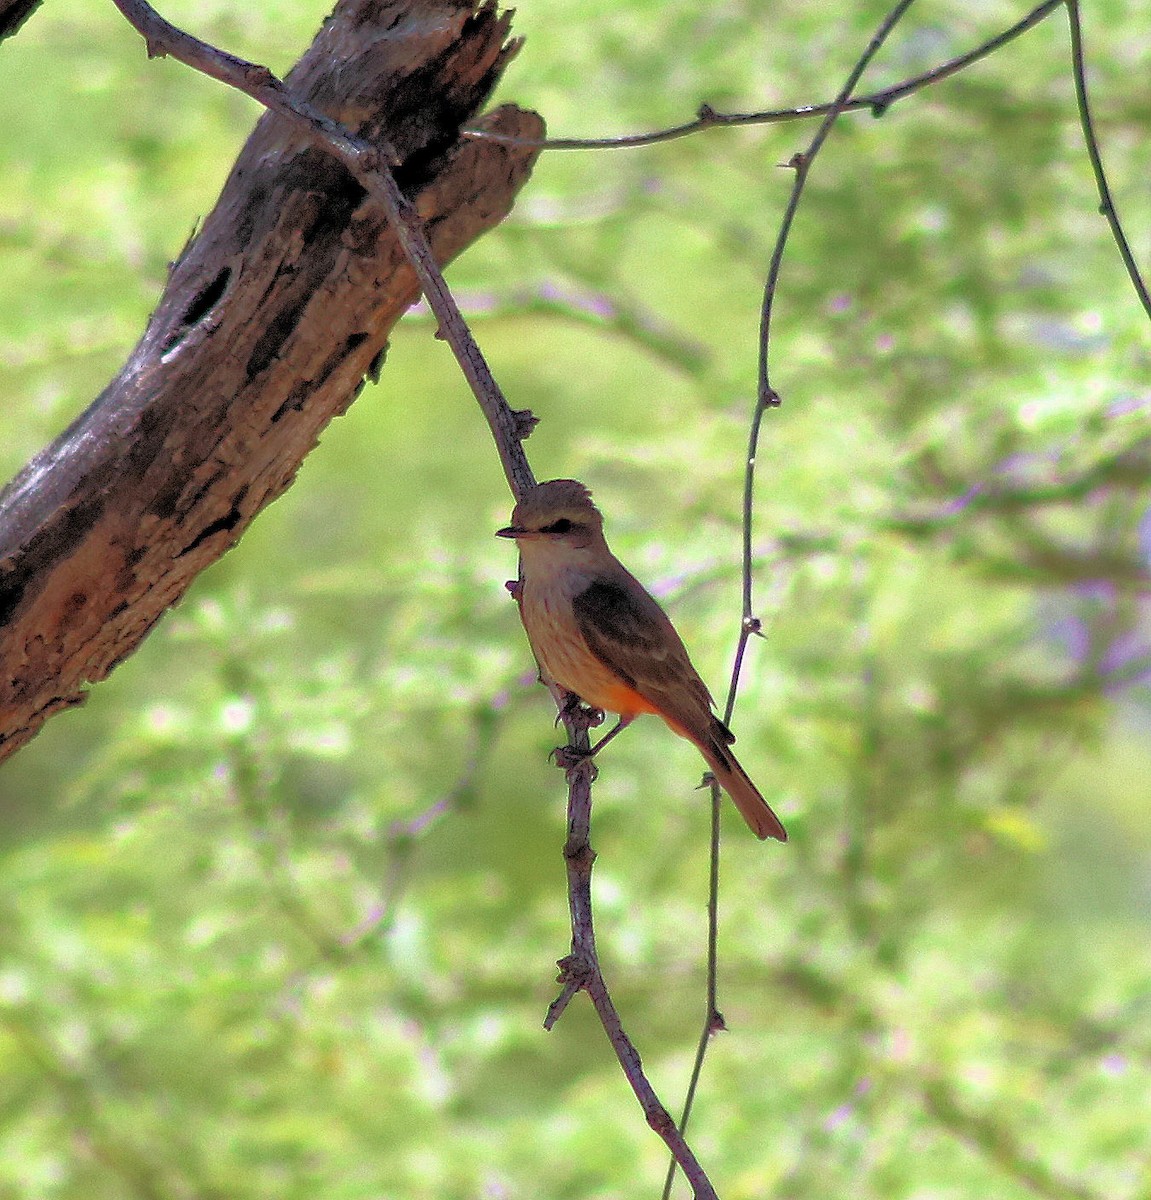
[1065,0,1151,320]
[668,2,920,1191]
[465,0,1064,151]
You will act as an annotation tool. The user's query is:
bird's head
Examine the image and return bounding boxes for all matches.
[496,479,606,554]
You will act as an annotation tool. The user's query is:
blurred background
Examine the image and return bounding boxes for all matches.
[1,0,1150,1195]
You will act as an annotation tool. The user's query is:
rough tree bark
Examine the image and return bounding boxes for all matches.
[0,0,40,43]
[0,0,543,761]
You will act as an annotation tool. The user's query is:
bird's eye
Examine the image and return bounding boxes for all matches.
[543,518,574,534]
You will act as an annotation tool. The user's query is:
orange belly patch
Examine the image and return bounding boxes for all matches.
[595,680,661,719]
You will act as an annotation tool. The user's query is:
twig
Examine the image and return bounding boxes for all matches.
[758,0,920,411]
[108,7,731,1187]
[0,0,541,761]
[742,0,921,681]
[1064,0,1151,321]
[544,705,719,1200]
[108,0,536,500]
[465,0,1063,151]
[665,3,921,1192]
[660,785,725,1200]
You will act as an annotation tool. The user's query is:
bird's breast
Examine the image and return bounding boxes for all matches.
[521,568,642,715]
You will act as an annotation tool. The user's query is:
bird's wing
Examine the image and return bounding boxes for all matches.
[572,575,717,730]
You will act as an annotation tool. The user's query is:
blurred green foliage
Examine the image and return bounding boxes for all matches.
[2,0,1150,1196]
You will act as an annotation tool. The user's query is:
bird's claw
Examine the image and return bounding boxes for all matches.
[550,744,599,780]
[554,694,604,729]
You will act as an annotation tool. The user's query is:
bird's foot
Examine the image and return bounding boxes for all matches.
[550,744,600,780]
[554,693,604,729]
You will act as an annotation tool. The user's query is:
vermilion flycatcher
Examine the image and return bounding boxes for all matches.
[497,479,786,842]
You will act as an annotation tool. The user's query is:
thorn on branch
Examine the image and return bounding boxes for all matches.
[555,952,594,988]
[696,102,718,123]
[544,952,595,1029]
[709,1008,728,1035]
[743,615,764,637]
[544,982,578,1029]
[559,690,585,720]
[870,99,891,118]
[512,407,539,440]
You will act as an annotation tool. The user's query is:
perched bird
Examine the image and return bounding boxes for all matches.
[497,479,786,841]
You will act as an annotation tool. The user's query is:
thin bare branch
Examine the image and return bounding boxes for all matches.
[666,3,921,1191]
[757,0,919,408]
[742,0,919,645]
[464,0,1063,151]
[544,704,719,1200]
[1064,0,1151,321]
[660,785,725,1200]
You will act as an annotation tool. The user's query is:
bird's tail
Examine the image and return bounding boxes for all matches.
[697,725,787,842]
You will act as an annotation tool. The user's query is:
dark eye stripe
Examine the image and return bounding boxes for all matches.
[541,518,575,534]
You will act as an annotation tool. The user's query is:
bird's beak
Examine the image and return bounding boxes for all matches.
[495,525,524,539]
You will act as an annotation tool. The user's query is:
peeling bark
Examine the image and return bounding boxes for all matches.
[0,0,544,760]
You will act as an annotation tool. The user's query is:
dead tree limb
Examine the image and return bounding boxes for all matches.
[0,0,543,761]
[0,0,40,43]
